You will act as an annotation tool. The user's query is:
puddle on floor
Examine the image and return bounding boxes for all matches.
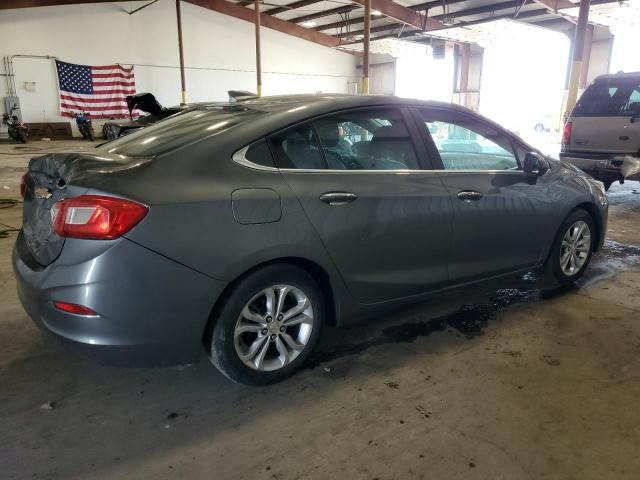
[308,240,640,368]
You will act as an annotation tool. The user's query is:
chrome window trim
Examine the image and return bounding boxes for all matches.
[233,145,523,175]
[277,168,522,174]
[232,145,279,172]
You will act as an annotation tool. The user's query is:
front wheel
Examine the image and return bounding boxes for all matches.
[546,209,596,284]
[86,126,95,141]
[18,130,28,143]
[208,264,324,385]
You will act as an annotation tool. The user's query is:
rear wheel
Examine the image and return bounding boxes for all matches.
[547,209,596,284]
[208,264,324,385]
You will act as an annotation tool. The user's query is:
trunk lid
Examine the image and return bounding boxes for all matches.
[567,116,640,154]
[22,152,148,266]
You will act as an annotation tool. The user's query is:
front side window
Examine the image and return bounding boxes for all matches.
[313,109,418,170]
[420,110,518,171]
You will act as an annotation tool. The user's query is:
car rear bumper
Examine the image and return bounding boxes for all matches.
[560,152,640,181]
[13,232,225,367]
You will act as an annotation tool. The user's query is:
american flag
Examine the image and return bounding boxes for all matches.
[55,60,136,119]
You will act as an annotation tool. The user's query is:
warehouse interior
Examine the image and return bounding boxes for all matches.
[1,0,640,479]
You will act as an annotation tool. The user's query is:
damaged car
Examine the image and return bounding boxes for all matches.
[14,94,608,385]
[101,92,191,140]
[102,91,257,140]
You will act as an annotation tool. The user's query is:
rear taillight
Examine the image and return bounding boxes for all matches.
[562,121,573,146]
[52,195,148,240]
[20,173,28,197]
[53,301,98,316]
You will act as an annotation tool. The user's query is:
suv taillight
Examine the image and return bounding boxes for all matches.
[20,173,28,197]
[562,121,573,146]
[52,195,148,240]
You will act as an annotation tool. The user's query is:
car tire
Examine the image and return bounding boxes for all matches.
[546,209,596,284]
[207,264,324,385]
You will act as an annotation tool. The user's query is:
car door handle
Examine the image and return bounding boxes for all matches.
[319,192,358,206]
[457,191,483,202]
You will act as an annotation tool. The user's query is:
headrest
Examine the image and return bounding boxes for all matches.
[315,121,339,147]
[372,124,409,140]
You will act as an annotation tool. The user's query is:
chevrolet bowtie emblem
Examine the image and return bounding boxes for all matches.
[34,186,52,200]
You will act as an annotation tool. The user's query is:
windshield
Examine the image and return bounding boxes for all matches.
[573,77,640,117]
[97,107,263,157]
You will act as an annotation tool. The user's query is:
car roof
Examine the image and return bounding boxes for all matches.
[594,71,640,81]
[233,93,468,114]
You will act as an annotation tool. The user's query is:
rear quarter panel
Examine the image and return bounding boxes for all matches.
[102,138,356,324]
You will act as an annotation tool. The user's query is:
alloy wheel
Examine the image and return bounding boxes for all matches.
[234,285,314,372]
[560,220,591,276]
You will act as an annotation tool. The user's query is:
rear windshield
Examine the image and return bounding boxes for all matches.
[96,107,263,157]
[573,77,640,117]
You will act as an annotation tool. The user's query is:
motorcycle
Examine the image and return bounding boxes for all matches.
[73,111,95,141]
[2,105,30,143]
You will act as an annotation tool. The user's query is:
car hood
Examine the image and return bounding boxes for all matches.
[126,93,166,117]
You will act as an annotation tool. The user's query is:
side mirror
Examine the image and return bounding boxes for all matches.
[524,152,549,178]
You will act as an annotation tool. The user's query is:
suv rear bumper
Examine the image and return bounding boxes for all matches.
[560,152,640,181]
[13,232,225,367]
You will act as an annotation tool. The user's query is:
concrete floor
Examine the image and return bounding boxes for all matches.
[1,140,640,480]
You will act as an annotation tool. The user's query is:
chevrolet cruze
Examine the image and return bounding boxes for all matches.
[13,95,608,384]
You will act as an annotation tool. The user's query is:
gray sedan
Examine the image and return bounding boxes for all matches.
[13,95,608,384]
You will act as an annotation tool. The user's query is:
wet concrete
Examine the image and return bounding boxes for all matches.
[1,140,640,480]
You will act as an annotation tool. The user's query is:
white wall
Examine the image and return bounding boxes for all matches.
[0,0,358,129]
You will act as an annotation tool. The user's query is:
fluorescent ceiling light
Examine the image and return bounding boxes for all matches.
[372,10,383,16]
[301,20,317,27]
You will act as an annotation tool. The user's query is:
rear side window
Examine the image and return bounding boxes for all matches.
[268,108,419,170]
[245,139,276,168]
[269,124,325,169]
[313,108,418,170]
[573,78,640,117]
[97,107,263,157]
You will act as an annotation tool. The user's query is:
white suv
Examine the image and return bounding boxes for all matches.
[561,72,640,190]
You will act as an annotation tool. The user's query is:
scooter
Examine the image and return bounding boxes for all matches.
[2,105,30,143]
[74,111,95,141]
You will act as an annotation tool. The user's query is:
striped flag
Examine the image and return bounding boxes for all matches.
[55,60,136,119]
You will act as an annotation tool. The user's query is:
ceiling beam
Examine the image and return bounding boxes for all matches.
[289,5,358,24]
[530,0,575,12]
[188,0,342,48]
[0,0,113,8]
[342,7,555,44]
[314,0,486,32]
[349,0,444,30]
[264,0,324,16]
[339,0,534,38]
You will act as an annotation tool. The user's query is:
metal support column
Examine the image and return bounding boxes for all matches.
[176,0,187,104]
[363,0,371,94]
[579,24,594,89]
[566,0,591,114]
[255,0,263,96]
[460,43,471,107]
